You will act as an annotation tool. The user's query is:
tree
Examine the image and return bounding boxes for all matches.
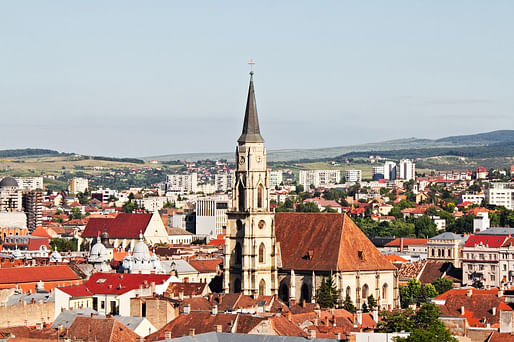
[379,309,414,333]
[414,215,437,238]
[432,278,453,295]
[69,207,83,220]
[50,238,78,252]
[296,202,320,213]
[163,201,176,209]
[315,277,339,308]
[367,295,377,312]
[122,201,137,213]
[415,303,441,329]
[296,184,304,193]
[396,324,457,342]
[342,294,355,313]
[400,278,437,308]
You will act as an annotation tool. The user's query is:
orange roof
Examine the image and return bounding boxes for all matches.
[0,265,80,284]
[275,213,396,272]
[385,238,428,247]
[31,226,51,238]
[385,254,408,263]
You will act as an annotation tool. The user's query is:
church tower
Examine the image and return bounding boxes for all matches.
[223,65,278,296]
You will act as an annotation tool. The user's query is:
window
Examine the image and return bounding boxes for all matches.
[382,283,388,300]
[235,243,242,265]
[504,264,507,271]
[491,265,496,271]
[259,243,265,263]
[480,254,485,260]
[257,184,264,208]
[100,300,105,310]
[362,284,369,299]
[479,265,485,271]
[491,275,496,281]
[238,183,245,211]
[259,279,266,296]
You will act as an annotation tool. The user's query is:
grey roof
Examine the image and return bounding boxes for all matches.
[161,259,198,274]
[477,228,514,235]
[0,177,18,188]
[114,316,148,330]
[168,227,193,236]
[50,308,99,329]
[429,232,467,241]
[237,74,264,144]
[164,332,336,342]
[5,292,54,306]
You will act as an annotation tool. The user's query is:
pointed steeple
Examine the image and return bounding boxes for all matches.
[238,72,264,144]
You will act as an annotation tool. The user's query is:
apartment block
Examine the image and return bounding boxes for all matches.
[298,170,340,189]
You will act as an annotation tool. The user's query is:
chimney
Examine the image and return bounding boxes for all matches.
[356,310,362,325]
[308,329,316,339]
[216,325,222,333]
[400,237,404,252]
[492,307,497,316]
[302,299,306,308]
[165,331,171,339]
[461,306,465,315]
[184,304,191,314]
[189,328,195,336]
[212,304,218,315]
[179,291,184,300]
[372,310,379,323]
[499,288,504,297]
[467,288,473,297]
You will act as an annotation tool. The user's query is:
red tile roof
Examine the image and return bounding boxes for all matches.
[83,272,170,295]
[0,265,80,284]
[68,316,139,342]
[27,237,50,251]
[59,284,93,297]
[189,258,222,273]
[275,213,396,272]
[82,213,152,239]
[464,235,508,248]
[31,226,51,238]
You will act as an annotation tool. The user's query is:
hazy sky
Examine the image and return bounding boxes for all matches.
[1,1,513,157]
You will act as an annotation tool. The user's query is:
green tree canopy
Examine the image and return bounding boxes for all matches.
[315,277,339,308]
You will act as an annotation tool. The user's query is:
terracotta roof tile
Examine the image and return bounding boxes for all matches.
[82,213,152,239]
[275,213,396,271]
[464,235,508,248]
[68,316,139,342]
[189,258,222,273]
[0,265,80,284]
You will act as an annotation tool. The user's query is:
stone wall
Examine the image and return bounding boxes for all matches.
[0,301,54,328]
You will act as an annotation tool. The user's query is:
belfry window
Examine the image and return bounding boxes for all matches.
[257,184,264,208]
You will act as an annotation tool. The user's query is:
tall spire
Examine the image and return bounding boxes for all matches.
[238,61,264,144]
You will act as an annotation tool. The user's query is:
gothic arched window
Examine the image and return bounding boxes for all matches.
[235,243,242,265]
[259,279,266,296]
[238,183,245,211]
[257,184,264,208]
[259,243,265,263]
[382,283,388,300]
[362,284,369,299]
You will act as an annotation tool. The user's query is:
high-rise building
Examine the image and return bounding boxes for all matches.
[68,178,89,194]
[345,169,362,183]
[15,177,44,191]
[0,177,22,212]
[298,170,340,189]
[166,174,198,193]
[215,172,233,193]
[224,70,278,296]
[372,166,385,180]
[22,190,43,231]
[269,170,283,188]
[383,161,397,180]
[399,159,416,180]
[196,198,229,237]
[485,182,514,210]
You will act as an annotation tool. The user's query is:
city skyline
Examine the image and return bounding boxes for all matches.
[1,1,513,157]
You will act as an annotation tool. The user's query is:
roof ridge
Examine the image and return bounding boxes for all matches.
[336,215,347,272]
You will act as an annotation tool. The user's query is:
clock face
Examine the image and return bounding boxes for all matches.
[239,156,246,165]
[258,220,265,229]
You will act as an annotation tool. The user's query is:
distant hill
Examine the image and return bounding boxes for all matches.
[435,130,514,145]
[0,148,64,158]
[145,130,514,162]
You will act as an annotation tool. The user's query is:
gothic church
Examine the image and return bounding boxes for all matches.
[224,69,399,310]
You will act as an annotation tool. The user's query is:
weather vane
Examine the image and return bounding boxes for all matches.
[248,58,255,74]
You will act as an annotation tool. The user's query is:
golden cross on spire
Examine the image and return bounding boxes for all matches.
[248,58,256,74]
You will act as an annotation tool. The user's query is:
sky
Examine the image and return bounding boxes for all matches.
[1,1,513,157]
